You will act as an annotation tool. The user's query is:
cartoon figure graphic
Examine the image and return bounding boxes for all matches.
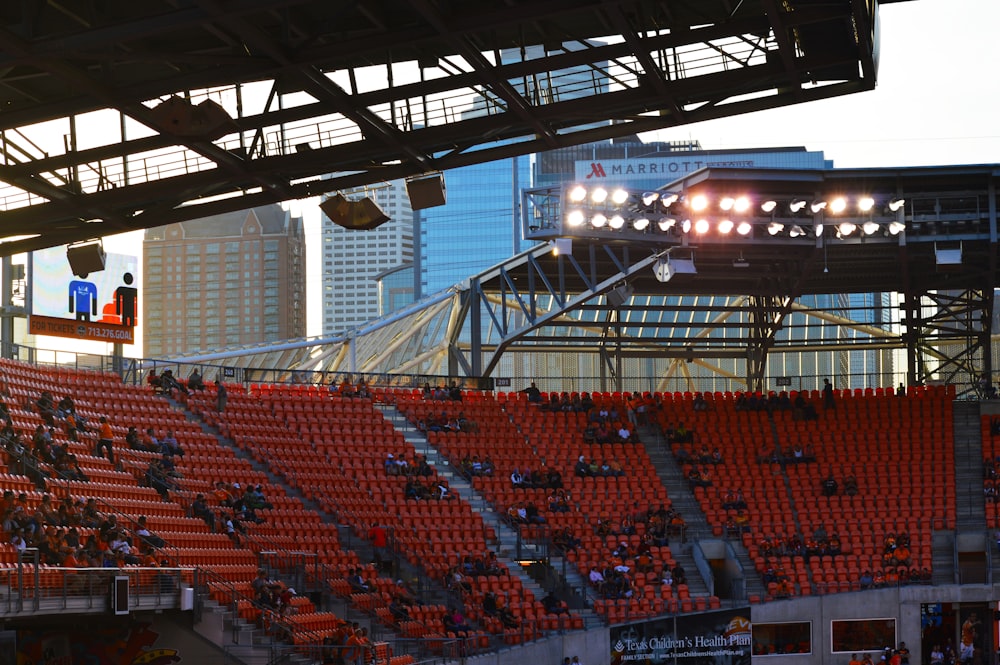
[68,278,98,321]
[115,272,138,327]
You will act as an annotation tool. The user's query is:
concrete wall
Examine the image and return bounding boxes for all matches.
[465,628,610,665]
[750,583,1000,665]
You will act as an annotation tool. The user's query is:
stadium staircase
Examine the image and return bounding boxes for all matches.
[377,403,604,630]
[636,423,720,599]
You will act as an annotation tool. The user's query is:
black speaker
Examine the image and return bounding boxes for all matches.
[406,174,447,210]
[66,242,106,277]
[320,194,391,230]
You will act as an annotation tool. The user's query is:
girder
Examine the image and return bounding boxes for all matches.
[0,0,882,253]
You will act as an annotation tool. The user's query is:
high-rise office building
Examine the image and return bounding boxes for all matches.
[320,179,414,333]
[143,205,306,357]
[415,41,610,297]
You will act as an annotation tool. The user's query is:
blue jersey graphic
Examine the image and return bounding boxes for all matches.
[68,279,98,321]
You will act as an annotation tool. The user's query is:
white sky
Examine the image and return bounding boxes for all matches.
[70,0,1000,356]
[644,0,1000,168]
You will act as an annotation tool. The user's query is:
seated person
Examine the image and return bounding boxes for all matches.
[821,475,838,497]
[187,369,206,391]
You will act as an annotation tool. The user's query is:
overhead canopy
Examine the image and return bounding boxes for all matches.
[0,0,888,254]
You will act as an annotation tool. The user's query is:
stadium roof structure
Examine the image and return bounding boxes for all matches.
[174,163,999,396]
[0,0,896,255]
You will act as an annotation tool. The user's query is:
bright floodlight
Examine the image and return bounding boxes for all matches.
[591,213,607,228]
[591,187,608,204]
[689,194,709,212]
[858,197,875,213]
[611,189,630,205]
[717,219,734,234]
[609,214,625,229]
[736,221,752,236]
[660,193,678,207]
[811,200,828,214]
[789,200,807,213]
[733,196,751,213]
[694,219,710,234]
[789,225,805,238]
[838,221,856,236]
[641,192,659,206]
[566,210,585,227]
[657,217,676,231]
[813,223,824,237]
[829,197,847,214]
[761,200,778,213]
[633,217,650,231]
[767,221,784,236]
[719,197,735,211]
[888,221,906,235]
[568,185,587,203]
[862,221,880,235]
[680,219,692,234]
[888,198,905,212]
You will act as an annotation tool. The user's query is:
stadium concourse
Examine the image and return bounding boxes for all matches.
[0,353,994,664]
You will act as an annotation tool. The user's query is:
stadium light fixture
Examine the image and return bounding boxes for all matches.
[591,187,608,204]
[568,185,587,203]
[717,219,734,234]
[591,213,607,228]
[736,221,753,236]
[862,220,880,235]
[694,219,710,234]
[761,200,778,213]
[767,221,784,236]
[609,214,625,229]
[633,217,650,231]
[611,189,630,205]
[858,196,876,213]
[829,197,847,214]
[888,198,906,212]
[566,210,585,227]
[657,217,676,232]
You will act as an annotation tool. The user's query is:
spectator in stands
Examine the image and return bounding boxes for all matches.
[95,416,115,464]
[191,493,216,532]
[187,368,206,390]
[617,424,632,443]
[347,567,371,593]
[692,393,709,412]
[574,456,590,478]
[443,607,472,637]
[147,370,164,393]
[822,378,835,409]
[821,475,838,497]
[36,391,56,426]
[159,429,184,457]
[133,515,164,548]
[216,380,228,412]
[159,369,188,395]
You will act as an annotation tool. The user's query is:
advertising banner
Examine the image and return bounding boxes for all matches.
[29,245,138,344]
[610,607,752,665]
